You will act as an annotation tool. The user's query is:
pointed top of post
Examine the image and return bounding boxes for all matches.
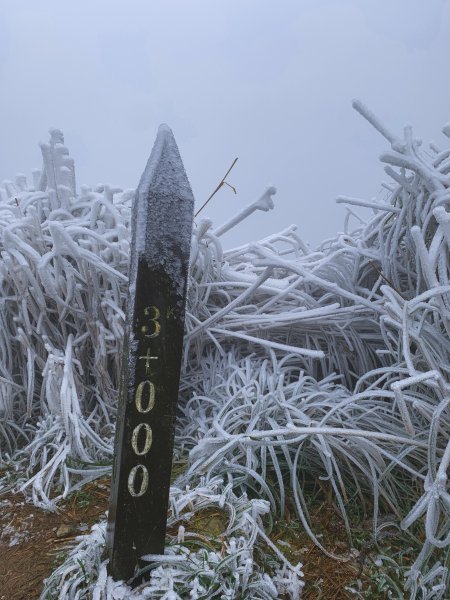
[157,123,172,135]
[136,123,193,204]
[130,124,195,291]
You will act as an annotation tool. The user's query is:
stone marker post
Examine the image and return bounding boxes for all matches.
[107,125,194,582]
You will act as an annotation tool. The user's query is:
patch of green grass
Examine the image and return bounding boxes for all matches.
[72,488,95,509]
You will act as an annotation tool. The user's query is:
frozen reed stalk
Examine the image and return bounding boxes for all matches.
[213,186,276,237]
[352,99,401,148]
[336,195,401,213]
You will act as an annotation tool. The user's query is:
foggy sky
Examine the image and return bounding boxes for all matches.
[1,0,450,248]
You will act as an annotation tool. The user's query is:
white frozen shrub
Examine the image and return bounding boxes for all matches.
[0,129,130,508]
[1,101,450,598]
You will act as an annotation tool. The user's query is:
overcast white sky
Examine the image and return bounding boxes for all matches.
[1,0,450,248]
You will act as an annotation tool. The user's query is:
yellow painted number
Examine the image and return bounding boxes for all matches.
[135,379,155,413]
[142,305,161,338]
[131,423,153,456]
[128,464,149,497]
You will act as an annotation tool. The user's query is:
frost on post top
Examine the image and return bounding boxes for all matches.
[129,123,194,300]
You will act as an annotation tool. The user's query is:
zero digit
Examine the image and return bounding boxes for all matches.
[135,379,155,413]
[127,464,149,497]
[131,423,153,456]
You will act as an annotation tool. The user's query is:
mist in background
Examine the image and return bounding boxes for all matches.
[1,0,449,248]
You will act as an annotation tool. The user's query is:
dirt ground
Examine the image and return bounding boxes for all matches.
[0,478,110,600]
[0,476,391,600]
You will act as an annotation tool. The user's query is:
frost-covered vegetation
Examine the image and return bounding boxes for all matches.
[1,102,450,598]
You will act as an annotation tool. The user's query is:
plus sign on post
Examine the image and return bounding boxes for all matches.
[107,125,194,582]
[139,349,158,374]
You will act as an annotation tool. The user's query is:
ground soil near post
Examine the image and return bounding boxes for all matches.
[0,478,110,600]
[0,475,397,599]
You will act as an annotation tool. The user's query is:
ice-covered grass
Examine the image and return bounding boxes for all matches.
[42,478,303,600]
[1,102,449,598]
